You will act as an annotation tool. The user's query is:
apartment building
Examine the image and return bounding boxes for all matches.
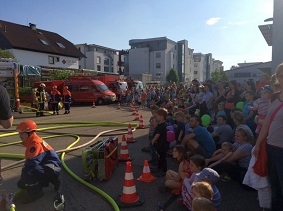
[192,53,217,82]
[76,43,120,73]
[128,37,194,84]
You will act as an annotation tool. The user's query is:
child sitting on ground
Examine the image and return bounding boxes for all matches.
[191,181,214,201]
[205,142,233,168]
[192,197,215,211]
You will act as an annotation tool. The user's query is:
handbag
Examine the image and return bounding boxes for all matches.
[253,102,283,177]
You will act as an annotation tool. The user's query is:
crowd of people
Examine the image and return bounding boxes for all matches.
[137,65,283,211]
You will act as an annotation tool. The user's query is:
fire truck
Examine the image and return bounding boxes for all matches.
[0,58,20,111]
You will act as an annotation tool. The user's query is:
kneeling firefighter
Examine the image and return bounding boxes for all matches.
[16,120,61,204]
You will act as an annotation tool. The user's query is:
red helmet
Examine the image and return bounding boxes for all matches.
[53,86,57,89]
[16,120,37,132]
[64,86,68,89]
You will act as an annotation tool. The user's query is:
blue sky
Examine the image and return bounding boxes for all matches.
[1,0,273,70]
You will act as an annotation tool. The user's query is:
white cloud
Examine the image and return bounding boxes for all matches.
[206,17,221,25]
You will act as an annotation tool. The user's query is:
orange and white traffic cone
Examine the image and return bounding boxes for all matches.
[130,103,135,112]
[91,101,96,108]
[119,134,132,161]
[138,115,144,129]
[126,124,136,143]
[134,110,139,121]
[137,159,156,183]
[117,102,121,110]
[132,109,136,115]
[116,161,144,207]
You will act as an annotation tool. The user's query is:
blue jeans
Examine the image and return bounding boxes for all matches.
[267,144,283,210]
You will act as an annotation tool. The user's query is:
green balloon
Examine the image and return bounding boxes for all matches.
[236,102,244,111]
[201,114,211,127]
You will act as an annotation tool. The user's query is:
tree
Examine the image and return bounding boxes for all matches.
[49,69,74,80]
[166,68,179,84]
[210,70,229,82]
[0,48,16,60]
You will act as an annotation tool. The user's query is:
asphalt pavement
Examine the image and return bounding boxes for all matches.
[0,104,260,211]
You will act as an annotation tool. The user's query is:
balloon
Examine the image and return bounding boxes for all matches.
[201,114,211,127]
[167,131,175,142]
[236,102,244,111]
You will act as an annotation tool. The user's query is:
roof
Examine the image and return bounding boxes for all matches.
[258,24,272,46]
[0,20,86,58]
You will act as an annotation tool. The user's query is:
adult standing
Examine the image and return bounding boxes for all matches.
[254,63,283,210]
[50,86,61,115]
[35,83,47,117]
[62,86,71,114]
[0,85,13,128]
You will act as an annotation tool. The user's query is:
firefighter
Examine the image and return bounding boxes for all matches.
[50,86,61,115]
[35,83,47,117]
[16,120,61,204]
[62,86,71,114]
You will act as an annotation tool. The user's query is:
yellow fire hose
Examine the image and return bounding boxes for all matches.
[0,121,138,211]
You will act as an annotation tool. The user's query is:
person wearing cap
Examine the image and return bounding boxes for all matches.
[212,125,253,187]
[35,83,47,117]
[16,120,61,204]
[0,85,13,128]
[248,85,273,135]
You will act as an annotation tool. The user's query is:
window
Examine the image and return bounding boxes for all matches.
[194,71,198,74]
[156,52,161,58]
[104,58,110,65]
[104,66,110,72]
[68,85,79,92]
[39,39,49,45]
[97,56,101,64]
[156,63,161,68]
[173,54,175,59]
[48,56,54,64]
[194,63,198,67]
[56,42,65,48]
[80,85,89,92]
[97,65,101,71]
[56,57,60,62]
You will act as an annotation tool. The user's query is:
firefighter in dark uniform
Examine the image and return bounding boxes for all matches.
[50,86,61,115]
[35,83,47,117]
[62,86,71,114]
[16,120,61,204]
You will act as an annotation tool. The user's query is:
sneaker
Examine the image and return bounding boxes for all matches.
[21,191,44,204]
[64,111,68,114]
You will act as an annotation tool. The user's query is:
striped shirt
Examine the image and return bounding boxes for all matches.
[232,142,253,169]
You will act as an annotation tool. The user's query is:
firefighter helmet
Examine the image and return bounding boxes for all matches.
[53,86,57,89]
[16,120,37,132]
[39,83,46,88]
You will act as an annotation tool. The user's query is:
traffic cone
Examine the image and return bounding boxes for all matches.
[126,124,136,143]
[119,134,132,161]
[130,104,135,112]
[132,109,136,115]
[116,161,144,207]
[91,101,96,108]
[134,110,139,121]
[138,115,144,129]
[117,102,121,110]
[137,159,156,183]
